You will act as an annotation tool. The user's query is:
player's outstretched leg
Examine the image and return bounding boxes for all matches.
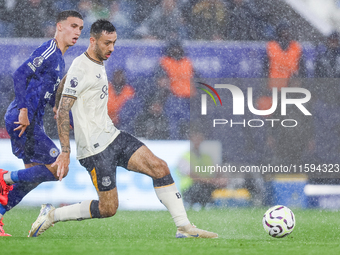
[154,176,218,238]
[0,165,57,210]
[127,145,218,238]
[28,204,55,237]
[0,169,13,206]
[0,218,11,236]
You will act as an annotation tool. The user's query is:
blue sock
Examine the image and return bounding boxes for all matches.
[4,183,38,212]
[11,165,57,183]
[0,204,5,216]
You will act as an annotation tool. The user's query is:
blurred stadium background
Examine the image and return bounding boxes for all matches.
[1,0,340,211]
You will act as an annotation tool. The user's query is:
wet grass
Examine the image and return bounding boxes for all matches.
[1,207,340,255]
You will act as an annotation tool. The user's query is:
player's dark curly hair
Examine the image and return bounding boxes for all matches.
[56,10,83,23]
[90,19,116,39]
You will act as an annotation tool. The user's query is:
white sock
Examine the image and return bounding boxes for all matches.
[3,172,14,185]
[154,183,190,227]
[54,200,92,222]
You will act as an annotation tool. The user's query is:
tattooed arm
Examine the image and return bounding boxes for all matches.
[52,95,76,181]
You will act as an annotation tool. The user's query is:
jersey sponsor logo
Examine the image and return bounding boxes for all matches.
[28,62,36,72]
[96,74,101,79]
[70,77,78,88]
[100,85,108,99]
[49,148,59,157]
[65,88,76,95]
[33,56,44,67]
[102,176,112,187]
[44,91,53,99]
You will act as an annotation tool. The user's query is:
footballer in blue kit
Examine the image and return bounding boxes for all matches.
[0,10,83,236]
[5,38,65,165]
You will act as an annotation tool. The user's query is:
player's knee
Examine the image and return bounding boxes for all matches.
[152,159,170,179]
[99,203,118,218]
[100,207,117,218]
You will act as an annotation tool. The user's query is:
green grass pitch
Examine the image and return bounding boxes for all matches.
[1,207,340,255]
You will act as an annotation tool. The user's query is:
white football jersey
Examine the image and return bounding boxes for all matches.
[63,52,120,159]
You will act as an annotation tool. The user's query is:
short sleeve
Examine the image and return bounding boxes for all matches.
[63,63,87,99]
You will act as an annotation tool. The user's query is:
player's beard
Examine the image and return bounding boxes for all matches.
[94,43,106,62]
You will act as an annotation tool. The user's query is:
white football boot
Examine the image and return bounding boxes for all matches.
[176,223,218,238]
[28,204,55,237]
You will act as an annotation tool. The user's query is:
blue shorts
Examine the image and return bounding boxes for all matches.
[5,108,59,165]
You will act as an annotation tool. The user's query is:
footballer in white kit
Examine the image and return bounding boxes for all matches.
[63,51,120,160]
[28,19,218,239]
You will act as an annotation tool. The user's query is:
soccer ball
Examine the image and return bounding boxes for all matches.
[262,205,295,238]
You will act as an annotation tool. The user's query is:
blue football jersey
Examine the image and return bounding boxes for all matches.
[5,39,64,164]
[7,39,65,124]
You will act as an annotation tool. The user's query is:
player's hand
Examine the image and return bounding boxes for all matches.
[52,152,70,181]
[14,108,30,137]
